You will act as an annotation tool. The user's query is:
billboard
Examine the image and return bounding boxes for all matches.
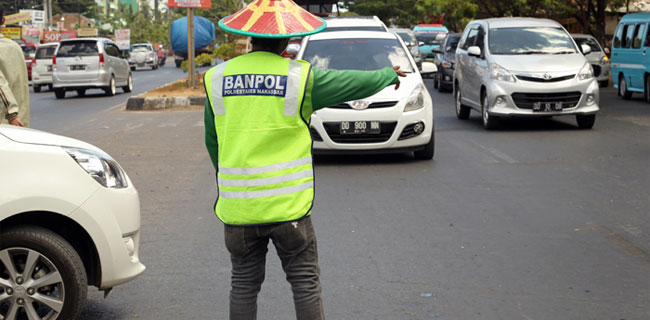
[42,30,77,43]
[168,0,211,9]
[0,27,22,40]
[19,10,45,26]
[3,11,31,25]
[77,28,98,37]
[115,29,130,50]
[22,26,41,44]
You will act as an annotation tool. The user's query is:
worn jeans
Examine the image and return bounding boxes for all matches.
[224,216,324,320]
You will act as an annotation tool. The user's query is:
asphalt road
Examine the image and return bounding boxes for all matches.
[28,72,649,320]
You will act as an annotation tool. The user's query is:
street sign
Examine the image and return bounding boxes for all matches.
[0,27,22,40]
[3,11,31,25]
[22,26,41,44]
[43,31,62,42]
[115,29,130,50]
[78,28,98,37]
[19,10,45,26]
[168,0,211,9]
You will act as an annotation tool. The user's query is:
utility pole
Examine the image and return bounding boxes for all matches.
[187,8,196,88]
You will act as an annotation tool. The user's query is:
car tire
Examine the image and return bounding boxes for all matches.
[576,114,596,129]
[54,88,65,99]
[130,66,136,71]
[433,72,439,89]
[482,92,499,130]
[619,74,632,100]
[0,226,87,320]
[645,74,650,103]
[175,61,182,68]
[76,89,86,97]
[599,80,609,88]
[414,130,435,160]
[104,76,116,96]
[47,84,53,91]
[455,86,470,120]
[33,85,41,93]
[123,73,133,93]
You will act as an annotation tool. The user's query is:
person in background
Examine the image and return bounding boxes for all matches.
[157,44,166,66]
[0,5,30,127]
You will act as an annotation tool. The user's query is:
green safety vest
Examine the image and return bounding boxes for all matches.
[204,52,314,226]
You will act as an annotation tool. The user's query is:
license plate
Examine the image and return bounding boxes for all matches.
[533,102,562,112]
[340,121,381,134]
[69,65,85,71]
[47,65,52,72]
[138,63,145,67]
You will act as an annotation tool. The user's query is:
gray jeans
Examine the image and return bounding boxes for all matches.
[224,216,324,320]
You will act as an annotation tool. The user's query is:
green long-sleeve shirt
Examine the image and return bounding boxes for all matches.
[204,65,399,169]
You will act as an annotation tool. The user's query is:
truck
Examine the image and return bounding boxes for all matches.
[170,16,216,68]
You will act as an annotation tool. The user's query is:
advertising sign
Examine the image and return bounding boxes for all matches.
[77,28,98,37]
[42,31,62,43]
[19,10,45,26]
[168,0,211,9]
[61,30,77,40]
[0,27,22,40]
[3,11,31,25]
[115,29,130,50]
[22,26,41,44]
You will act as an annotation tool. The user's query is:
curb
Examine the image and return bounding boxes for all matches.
[125,96,206,111]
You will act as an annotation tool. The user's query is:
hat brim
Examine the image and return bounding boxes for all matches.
[218,17,326,39]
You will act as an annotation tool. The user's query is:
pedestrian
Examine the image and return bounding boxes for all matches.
[203,1,405,319]
[0,5,30,127]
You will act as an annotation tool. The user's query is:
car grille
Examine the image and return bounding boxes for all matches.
[326,101,399,109]
[322,121,397,143]
[592,64,601,77]
[511,92,582,109]
[515,74,575,82]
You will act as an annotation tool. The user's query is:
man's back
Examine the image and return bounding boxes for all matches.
[0,36,30,127]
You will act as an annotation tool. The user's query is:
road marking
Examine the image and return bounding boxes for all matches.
[158,122,178,127]
[470,141,519,164]
[193,120,204,127]
[579,225,650,263]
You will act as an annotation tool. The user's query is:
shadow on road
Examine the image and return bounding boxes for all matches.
[78,299,130,320]
[314,152,419,166]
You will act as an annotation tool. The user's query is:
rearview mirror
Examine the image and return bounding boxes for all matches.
[421,62,437,74]
[467,46,481,57]
[285,43,301,56]
[604,47,610,54]
[580,44,592,55]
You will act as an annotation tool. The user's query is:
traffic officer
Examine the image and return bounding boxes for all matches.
[204,1,405,319]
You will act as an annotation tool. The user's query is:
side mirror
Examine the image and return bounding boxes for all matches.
[467,46,481,57]
[581,44,592,55]
[285,43,301,56]
[604,47,610,54]
[421,62,438,74]
[432,47,442,54]
[419,41,425,47]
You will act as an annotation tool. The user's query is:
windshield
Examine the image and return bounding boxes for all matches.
[573,37,602,52]
[21,46,36,58]
[396,32,417,46]
[35,46,56,59]
[321,26,386,32]
[415,32,447,46]
[446,36,460,52]
[489,27,577,55]
[303,38,415,73]
[56,41,99,57]
[131,45,150,52]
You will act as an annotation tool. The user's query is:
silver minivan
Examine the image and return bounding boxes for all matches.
[53,38,132,99]
[454,18,600,129]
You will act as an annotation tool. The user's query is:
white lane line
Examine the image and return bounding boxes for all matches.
[473,143,518,164]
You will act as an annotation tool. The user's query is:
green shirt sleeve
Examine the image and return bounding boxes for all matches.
[310,67,399,111]
[204,99,218,170]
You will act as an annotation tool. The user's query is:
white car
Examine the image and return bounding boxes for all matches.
[0,125,145,319]
[297,31,437,159]
[572,34,611,88]
[321,16,389,32]
[32,42,58,93]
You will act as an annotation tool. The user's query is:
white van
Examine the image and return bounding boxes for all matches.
[32,42,58,93]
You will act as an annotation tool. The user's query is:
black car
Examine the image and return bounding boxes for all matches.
[433,33,461,92]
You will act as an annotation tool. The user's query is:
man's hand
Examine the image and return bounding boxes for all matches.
[9,118,25,127]
[393,66,407,90]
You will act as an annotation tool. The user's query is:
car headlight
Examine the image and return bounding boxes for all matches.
[411,47,420,58]
[64,147,128,188]
[404,84,425,112]
[578,62,594,80]
[600,55,609,64]
[442,60,454,69]
[490,64,516,82]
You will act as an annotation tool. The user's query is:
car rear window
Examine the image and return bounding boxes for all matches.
[302,38,415,73]
[35,46,56,59]
[574,37,602,52]
[57,41,99,57]
[321,26,386,32]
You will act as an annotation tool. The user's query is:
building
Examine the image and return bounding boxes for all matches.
[95,0,139,16]
[52,13,96,29]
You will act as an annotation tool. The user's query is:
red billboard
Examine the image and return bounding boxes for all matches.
[168,0,211,8]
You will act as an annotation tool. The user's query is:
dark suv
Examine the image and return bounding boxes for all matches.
[433,33,461,92]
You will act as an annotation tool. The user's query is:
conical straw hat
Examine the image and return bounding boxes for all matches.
[219,0,327,38]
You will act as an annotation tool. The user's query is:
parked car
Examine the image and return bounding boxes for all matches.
[52,38,132,99]
[433,33,461,92]
[572,34,611,88]
[610,12,650,102]
[390,28,423,70]
[413,24,449,63]
[454,18,599,130]
[297,30,438,159]
[32,42,58,92]
[321,16,389,33]
[0,124,145,320]
[128,43,159,70]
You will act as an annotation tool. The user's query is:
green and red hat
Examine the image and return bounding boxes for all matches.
[218,0,327,38]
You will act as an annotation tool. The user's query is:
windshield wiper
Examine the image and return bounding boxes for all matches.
[552,51,576,54]
[520,51,549,55]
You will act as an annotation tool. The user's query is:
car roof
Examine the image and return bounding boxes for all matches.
[37,42,59,47]
[620,12,650,21]
[307,30,398,41]
[60,37,112,43]
[571,34,596,39]
[323,16,385,28]
[480,17,562,29]
[390,28,414,33]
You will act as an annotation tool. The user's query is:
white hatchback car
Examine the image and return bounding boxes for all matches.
[0,125,145,319]
[297,31,437,159]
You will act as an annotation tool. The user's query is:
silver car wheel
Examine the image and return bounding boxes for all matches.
[110,78,116,95]
[482,94,489,125]
[0,247,64,320]
[455,89,462,114]
[128,74,133,91]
